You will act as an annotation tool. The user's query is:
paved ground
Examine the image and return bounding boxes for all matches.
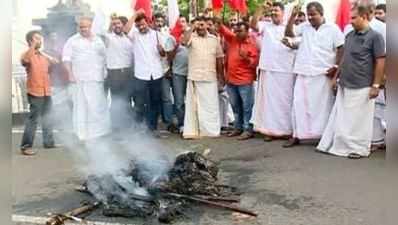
[12,128,394,225]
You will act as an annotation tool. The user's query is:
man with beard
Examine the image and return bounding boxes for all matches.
[375,4,386,22]
[103,16,135,134]
[182,16,225,139]
[124,10,166,135]
[20,30,59,155]
[216,18,259,140]
[251,2,297,142]
[62,17,111,141]
[283,2,344,147]
[317,4,385,159]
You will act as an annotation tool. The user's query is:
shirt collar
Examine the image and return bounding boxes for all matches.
[355,26,370,35]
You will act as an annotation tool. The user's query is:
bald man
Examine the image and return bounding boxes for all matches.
[62,17,111,140]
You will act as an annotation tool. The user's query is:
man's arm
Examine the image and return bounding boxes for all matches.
[181,29,193,47]
[250,1,272,32]
[123,9,144,34]
[285,5,300,37]
[326,45,344,79]
[21,41,39,65]
[216,57,225,85]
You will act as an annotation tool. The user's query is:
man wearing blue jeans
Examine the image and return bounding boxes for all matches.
[217,21,259,140]
[164,16,189,133]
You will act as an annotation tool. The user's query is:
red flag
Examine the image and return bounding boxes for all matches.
[168,0,183,43]
[228,0,247,14]
[131,0,153,21]
[335,0,351,31]
[212,0,224,13]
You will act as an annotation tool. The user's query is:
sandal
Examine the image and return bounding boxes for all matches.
[348,153,362,159]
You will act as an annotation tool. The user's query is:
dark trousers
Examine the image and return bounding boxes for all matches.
[134,77,162,130]
[21,94,54,148]
[107,68,135,131]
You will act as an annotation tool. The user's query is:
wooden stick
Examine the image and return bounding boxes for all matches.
[46,202,100,225]
[165,192,257,217]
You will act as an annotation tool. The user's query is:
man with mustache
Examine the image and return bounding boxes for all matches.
[283,1,345,148]
[103,16,135,135]
[182,16,225,139]
[251,1,297,142]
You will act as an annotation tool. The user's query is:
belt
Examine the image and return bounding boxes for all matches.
[107,67,132,73]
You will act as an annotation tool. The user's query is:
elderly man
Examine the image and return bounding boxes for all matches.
[283,1,344,147]
[20,30,59,155]
[182,16,225,139]
[317,4,385,159]
[103,16,135,134]
[62,17,111,140]
[251,2,297,142]
[124,11,166,135]
[344,2,386,152]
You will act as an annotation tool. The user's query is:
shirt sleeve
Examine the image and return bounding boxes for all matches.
[62,38,73,62]
[164,35,176,52]
[219,25,235,44]
[372,32,386,58]
[216,40,224,58]
[127,27,137,42]
[293,23,305,37]
[333,26,345,49]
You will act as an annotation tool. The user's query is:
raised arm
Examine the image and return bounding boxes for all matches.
[285,5,300,37]
[250,1,272,32]
[123,9,145,34]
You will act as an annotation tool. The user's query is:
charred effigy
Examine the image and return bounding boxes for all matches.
[78,151,255,223]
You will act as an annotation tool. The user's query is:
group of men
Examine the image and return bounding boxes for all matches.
[19,1,386,160]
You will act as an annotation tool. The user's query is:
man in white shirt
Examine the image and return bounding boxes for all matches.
[103,16,135,133]
[251,2,297,142]
[124,11,166,133]
[283,2,344,147]
[62,17,111,140]
[344,2,386,152]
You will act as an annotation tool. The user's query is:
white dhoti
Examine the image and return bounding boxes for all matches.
[292,74,334,139]
[70,81,111,140]
[372,89,386,145]
[183,80,220,138]
[317,86,375,157]
[253,70,295,136]
[219,87,234,128]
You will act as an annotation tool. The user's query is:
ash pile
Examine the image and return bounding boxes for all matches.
[80,151,255,223]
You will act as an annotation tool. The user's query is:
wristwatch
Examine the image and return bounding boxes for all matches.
[372,84,380,89]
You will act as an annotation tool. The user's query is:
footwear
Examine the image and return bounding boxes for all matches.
[227,129,242,137]
[282,138,300,148]
[44,144,62,149]
[151,130,168,139]
[348,153,363,159]
[237,131,254,141]
[263,135,273,142]
[21,147,36,156]
[167,124,179,134]
[370,144,386,152]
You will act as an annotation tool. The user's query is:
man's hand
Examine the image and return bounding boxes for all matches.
[326,66,338,79]
[281,37,297,49]
[157,44,166,57]
[369,87,380,99]
[239,49,249,61]
[330,77,338,95]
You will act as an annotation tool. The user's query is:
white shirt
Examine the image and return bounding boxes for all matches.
[293,22,345,76]
[62,34,106,81]
[344,18,386,42]
[104,32,134,69]
[258,21,296,73]
[128,28,163,80]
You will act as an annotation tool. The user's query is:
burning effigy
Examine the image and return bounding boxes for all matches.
[63,151,256,224]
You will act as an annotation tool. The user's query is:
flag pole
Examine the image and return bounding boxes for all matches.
[222,0,227,23]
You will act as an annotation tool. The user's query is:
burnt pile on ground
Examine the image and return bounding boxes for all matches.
[83,151,239,223]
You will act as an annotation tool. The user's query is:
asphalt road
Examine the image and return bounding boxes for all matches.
[12,128,395,225]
